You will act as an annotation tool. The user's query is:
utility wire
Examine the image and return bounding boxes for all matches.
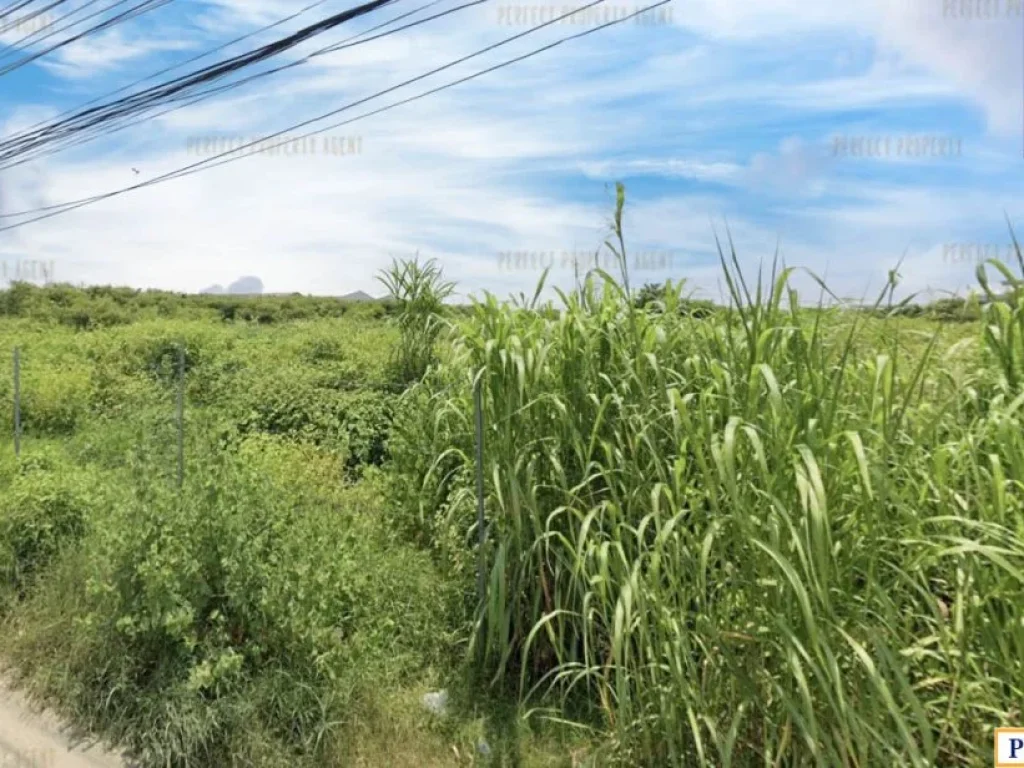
[0,0,671,233]
[0,0,400,158]
[311,0,449,57]
[1,0,109,55]
[1,0,335,143]
[0,0,139,61]
[2,0,606,200]
[0,0,46,25]
[0,0,175,76]
[0,0,457,170]
[0,0,73,36]
[169,0,480,104]
[42,0,483,132]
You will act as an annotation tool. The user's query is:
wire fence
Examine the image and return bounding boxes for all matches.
[474,373,486,602]
[6,344,494,619]
[12,347,20,458]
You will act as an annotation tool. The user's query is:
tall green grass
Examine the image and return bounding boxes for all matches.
[377,257,455,388]
[390,199,1024,765]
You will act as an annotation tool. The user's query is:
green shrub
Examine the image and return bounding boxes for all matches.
[0,467,95,600]
[376,258,455,388]
[18,363,91,435]
[3,438,453,767]
[230,361,394,472]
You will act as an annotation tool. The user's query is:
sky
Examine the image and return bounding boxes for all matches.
[0,0,1021,303]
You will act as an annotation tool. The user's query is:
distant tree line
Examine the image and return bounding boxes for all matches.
[0,282,400,329]
[0,279,997,330]
[631,280,992,323]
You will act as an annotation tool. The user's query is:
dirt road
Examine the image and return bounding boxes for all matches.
[0,680,128,768]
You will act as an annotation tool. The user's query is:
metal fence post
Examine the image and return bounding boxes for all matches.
[474,374,486,602]
[13,347,20,458]
[177,343,185,489]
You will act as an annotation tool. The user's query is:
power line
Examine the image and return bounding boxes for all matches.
[3,0,612,205]
[309,0,467,58]
[1,0,140,61]
[175,0,482,103]
[0,0,47,25]
[0,0,671,233]
[0,0,466,170]
[0,0,175,77]
[0,0,73,36]
[4,0,483,166]
[0,0,336,142]
[1,0,110,54]
[0,0,400,157]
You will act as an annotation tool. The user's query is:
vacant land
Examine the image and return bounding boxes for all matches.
[0,235,1020,766]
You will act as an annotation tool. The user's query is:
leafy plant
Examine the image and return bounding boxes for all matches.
[376,257,455,388]
[389,193,1024,767]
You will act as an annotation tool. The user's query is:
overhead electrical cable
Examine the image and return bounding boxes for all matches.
[0,0,176,77]
[0,0,155,62]
[70,0,335,113]
[0,0,47,26]
[1,0,115,56]
[0,0,400,159]
[0,0,670,234]
[0,0,74,36]
[0,0,336,158]
[0,0,472,171]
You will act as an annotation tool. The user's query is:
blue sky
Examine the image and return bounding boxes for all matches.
[0,0,1021,302]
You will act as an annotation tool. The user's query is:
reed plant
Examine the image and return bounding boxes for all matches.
[390,190,1024,766]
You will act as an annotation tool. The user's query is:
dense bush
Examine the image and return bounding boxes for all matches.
[0,287,582,766]
[14,361,91,435]
[229,363,393,468]
[634,280,716,317]
[0,464,97,603]
[3,437,453,767]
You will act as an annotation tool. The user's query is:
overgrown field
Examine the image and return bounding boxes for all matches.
[0,222,1021,766]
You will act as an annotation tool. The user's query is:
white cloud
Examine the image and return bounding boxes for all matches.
[665,0,1022,138]
[2,0,1022,303]
[35,27,193,80]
